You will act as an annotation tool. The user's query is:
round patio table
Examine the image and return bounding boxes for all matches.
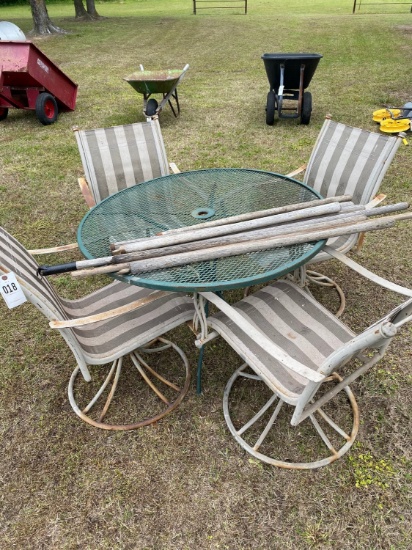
[77,168,325,292]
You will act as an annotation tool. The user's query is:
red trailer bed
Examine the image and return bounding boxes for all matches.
[0,41,78,125]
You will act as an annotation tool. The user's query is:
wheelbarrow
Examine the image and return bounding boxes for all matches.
[124,64,189,119]
[261,53,322,126]
[0,41,78,125]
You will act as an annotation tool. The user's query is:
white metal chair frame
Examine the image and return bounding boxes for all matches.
[196,246,412,469]
[286,117,403,316]
[19,121,188,428]
[1,227,195,431]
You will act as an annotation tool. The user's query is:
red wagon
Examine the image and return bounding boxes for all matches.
[0,41,78,125]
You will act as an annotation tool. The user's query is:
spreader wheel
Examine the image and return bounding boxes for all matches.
[35,93,58,125]
[265,91,276,126]
[300,91,312,125]
[0,107,8,121]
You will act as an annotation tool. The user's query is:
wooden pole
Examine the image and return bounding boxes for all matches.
[111,202,344,254]
[38,205,410,278]
[72,214,412,278]
[110,201,406,258]
[365,202,409,217]
[113,211,366,262]
[71,211,367,277]
[40,208,358,276]
[111,195,353,250]
[91,201,409,269]
[127,218,397,274]
[159,196,353,236]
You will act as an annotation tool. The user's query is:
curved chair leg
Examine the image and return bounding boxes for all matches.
[68,337,190,431]
[223,364,359,469]
[306,269,346,317]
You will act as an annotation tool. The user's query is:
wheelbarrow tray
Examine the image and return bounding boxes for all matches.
[262,53,322,91]
[0,41,77,111]
[124,69,185,95]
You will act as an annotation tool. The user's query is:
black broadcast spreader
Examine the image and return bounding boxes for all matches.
[261,53,322,126]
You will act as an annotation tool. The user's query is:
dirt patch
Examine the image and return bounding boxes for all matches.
[395,25,412,33]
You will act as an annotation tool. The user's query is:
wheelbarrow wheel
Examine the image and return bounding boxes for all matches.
[0,107,8,121]
[266,91,276,126]
[35,93,58,125]
[145,98,159,117]
[300,91,312,125]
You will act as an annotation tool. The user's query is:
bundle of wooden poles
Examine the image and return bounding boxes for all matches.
[38,195,412,277]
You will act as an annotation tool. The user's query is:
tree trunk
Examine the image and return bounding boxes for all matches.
[73,0,101,20]
[86,0,100,19]
[29,0,66,35]
[74,0,88,18]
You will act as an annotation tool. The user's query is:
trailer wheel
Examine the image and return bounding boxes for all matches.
[145,98,159,117]
[0,107,8,121]
[35,93,58,125]
[300,91,312,125]
[266,91,276,126]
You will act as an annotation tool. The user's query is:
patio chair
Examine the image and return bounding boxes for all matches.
[198,246,412,469]
[74,117,180,207]
[29,118,180,255]
[1,226,195,431]
[286,116,403,314]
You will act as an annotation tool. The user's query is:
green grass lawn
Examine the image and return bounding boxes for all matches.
[0,1,412,548]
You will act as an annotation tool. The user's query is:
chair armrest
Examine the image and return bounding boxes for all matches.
[78,177,96,209]
[286,164,307,179]
[49,290,170,329]
[366,193,386,208]
[28,242,79,255]
[169,162,181,174]
[200,291,324,382]
[324,245,412,297]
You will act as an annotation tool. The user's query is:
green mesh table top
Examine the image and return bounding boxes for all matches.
[77,168,325,292]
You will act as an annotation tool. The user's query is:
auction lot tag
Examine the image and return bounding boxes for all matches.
[0,272,27,309]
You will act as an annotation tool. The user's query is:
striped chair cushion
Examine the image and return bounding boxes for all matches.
[0,227,69,320]
[61,282,194,361]
[303,119,401,263]
[305,119,400,205]
[75,119,170,204]
[208,280,354,402]
[1,227,194,363]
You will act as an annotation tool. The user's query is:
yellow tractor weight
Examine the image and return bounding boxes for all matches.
[379,118,411,134]
[372,108,401,123]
